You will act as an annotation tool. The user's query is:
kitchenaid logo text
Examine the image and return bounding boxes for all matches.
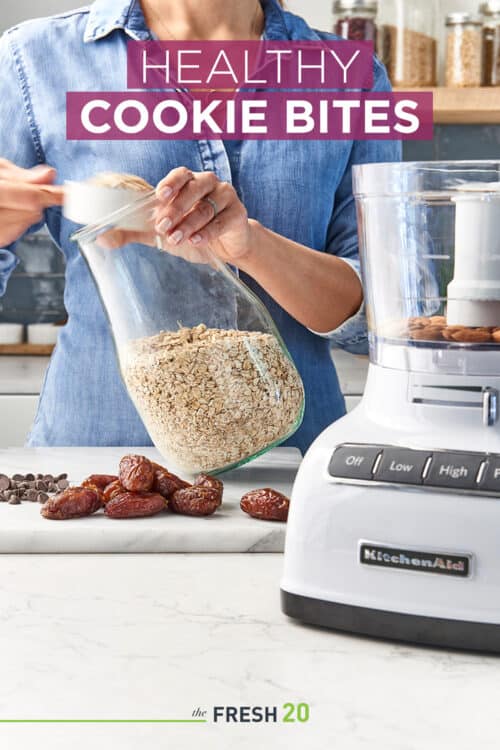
[66,41,433,141]
[360,544,470,577]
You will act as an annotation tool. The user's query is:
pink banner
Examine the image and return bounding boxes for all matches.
[67,91,433,141]
[127,40,375,91]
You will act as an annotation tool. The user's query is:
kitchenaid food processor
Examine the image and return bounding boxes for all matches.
[282,161,500,652]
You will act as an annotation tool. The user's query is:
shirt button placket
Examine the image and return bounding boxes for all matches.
[196,138,240,277]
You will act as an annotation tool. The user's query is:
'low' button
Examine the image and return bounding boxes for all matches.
[375,449,430,485]
[478,457,500,495]
[424,452,483,491]
[329,445,382,481]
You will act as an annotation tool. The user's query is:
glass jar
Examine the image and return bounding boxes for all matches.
[445,13,483,88]
[352,161,500,376]
[378,0,437,87]
[72,191,305,475]
[481,1,500,86]
[333,0,378,43]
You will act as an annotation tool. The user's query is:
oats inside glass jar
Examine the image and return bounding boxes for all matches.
[121,325,305,473]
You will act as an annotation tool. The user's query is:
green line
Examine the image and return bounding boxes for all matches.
[0,720,207,724]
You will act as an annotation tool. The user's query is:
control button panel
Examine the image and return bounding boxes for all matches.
[329,444,500,497]
[423,452,483,491]
[328,445,381,481]
[375,448,431,485]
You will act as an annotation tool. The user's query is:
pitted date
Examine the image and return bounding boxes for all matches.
[105,491,166,519]
[170,486,220,517]
[119,455,155,492]
[152,463,190,499]
[82,474,119,492]
[41,487,103,520]
[102,479,126,504]
[240,488,290,522]
[194,473,224,505]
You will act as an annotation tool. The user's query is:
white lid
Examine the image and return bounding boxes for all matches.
[445,12,482,25]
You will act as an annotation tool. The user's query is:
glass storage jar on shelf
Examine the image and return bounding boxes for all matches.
[72,190,305,476]
[378,0,437,87]
[481,1,500,86]
[333,0,378,43]
[445,13,483,88]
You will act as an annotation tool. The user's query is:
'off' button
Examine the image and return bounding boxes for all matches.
[424,452,483,491]
[329,445,382,481]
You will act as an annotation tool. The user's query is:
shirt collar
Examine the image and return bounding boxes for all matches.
[84,0,151,42]
[84,0,308,44]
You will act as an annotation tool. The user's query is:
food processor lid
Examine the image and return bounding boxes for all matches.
[455,181,500,192]
[352,161,500,198]
[452,182,500,204]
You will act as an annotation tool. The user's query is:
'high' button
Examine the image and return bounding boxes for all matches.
[423,452,483,491]
[374,448,431,485]
[329,445,382,481]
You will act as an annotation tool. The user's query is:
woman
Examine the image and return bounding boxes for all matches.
[0,0,400,453]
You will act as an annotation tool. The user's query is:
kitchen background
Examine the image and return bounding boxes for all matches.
[0,0,498,446]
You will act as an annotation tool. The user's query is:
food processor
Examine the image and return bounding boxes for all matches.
[282,161,500,652]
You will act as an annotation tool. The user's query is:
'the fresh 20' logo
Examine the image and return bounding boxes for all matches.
[210,703,310,723]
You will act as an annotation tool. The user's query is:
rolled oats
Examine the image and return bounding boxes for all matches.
[122,325,304,473]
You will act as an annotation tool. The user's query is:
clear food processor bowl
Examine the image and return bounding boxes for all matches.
[72,191,304,475]
[353,161,500,375]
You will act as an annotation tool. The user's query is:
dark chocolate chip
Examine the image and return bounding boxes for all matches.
[37,493,49,504]
[57,479,69,490]
[0,475,10,491]
[12,474,24,482]
[56,474,68,481]
[36,473,44,480]
[8,496,20,505]
[43,475,54,482]
[35,481,47,491]
[48,484,58,493]
[25,473,35,482]
[25,489,38,501]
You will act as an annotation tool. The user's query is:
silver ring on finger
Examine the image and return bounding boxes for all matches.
[201,196,218,218]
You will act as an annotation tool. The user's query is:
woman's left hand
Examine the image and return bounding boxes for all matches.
[155,167,252,265]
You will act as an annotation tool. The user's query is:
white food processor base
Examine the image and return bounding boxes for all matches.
[282,359,500,652]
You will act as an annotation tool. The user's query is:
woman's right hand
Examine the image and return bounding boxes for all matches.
[0,159,64,246]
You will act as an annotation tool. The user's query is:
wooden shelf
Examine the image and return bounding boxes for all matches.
[0,344,55,356]
[394,87,500,124]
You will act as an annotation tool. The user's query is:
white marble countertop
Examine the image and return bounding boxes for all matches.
[0,450,497,748]
[0,552,499,750]
[0,351,369,396]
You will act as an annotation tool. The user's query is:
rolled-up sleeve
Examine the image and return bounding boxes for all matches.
[312,57,402,355]
[0,29,43,296]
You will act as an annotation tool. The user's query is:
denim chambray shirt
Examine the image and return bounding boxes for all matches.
[0,0,401,453]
